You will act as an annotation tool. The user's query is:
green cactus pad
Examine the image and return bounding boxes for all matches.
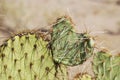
[0,32,68,80]
[93,50,120,80]
[50,16,94,66]
[74,73,92,80]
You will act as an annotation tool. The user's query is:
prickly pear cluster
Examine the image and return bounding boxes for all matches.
[0,31,68,80]
[1,16,119,80]
[93,50,120,80]
[50,16,94,66]
[0,16,95,80]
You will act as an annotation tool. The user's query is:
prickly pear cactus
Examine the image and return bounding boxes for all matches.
[74,73,92,80]
[50,16,94,66]
[93,50,120,80]
[0,31,68,80]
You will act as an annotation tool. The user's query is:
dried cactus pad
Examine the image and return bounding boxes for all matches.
[74,73,92,80]
[51,16,94,66]
[0,32,67,80]
[93,50,120,80]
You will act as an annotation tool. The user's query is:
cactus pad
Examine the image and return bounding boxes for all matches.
[93,50,120,80]
[0,31,68,80]
[74,73,92,80]
[50,16,94,66]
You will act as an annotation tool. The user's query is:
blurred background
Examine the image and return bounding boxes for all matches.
[0,0,120,79]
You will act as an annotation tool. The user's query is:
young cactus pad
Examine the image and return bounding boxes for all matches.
[74,73,92,80]
[50,16,94,66]
[0,31,68,80]
[93,50,120,80]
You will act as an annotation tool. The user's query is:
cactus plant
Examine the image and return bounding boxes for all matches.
[0,31,68,80]
[1,14,120,80]
[93,50,120,80]
[50,16,94,66]
[74,73,92,80]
